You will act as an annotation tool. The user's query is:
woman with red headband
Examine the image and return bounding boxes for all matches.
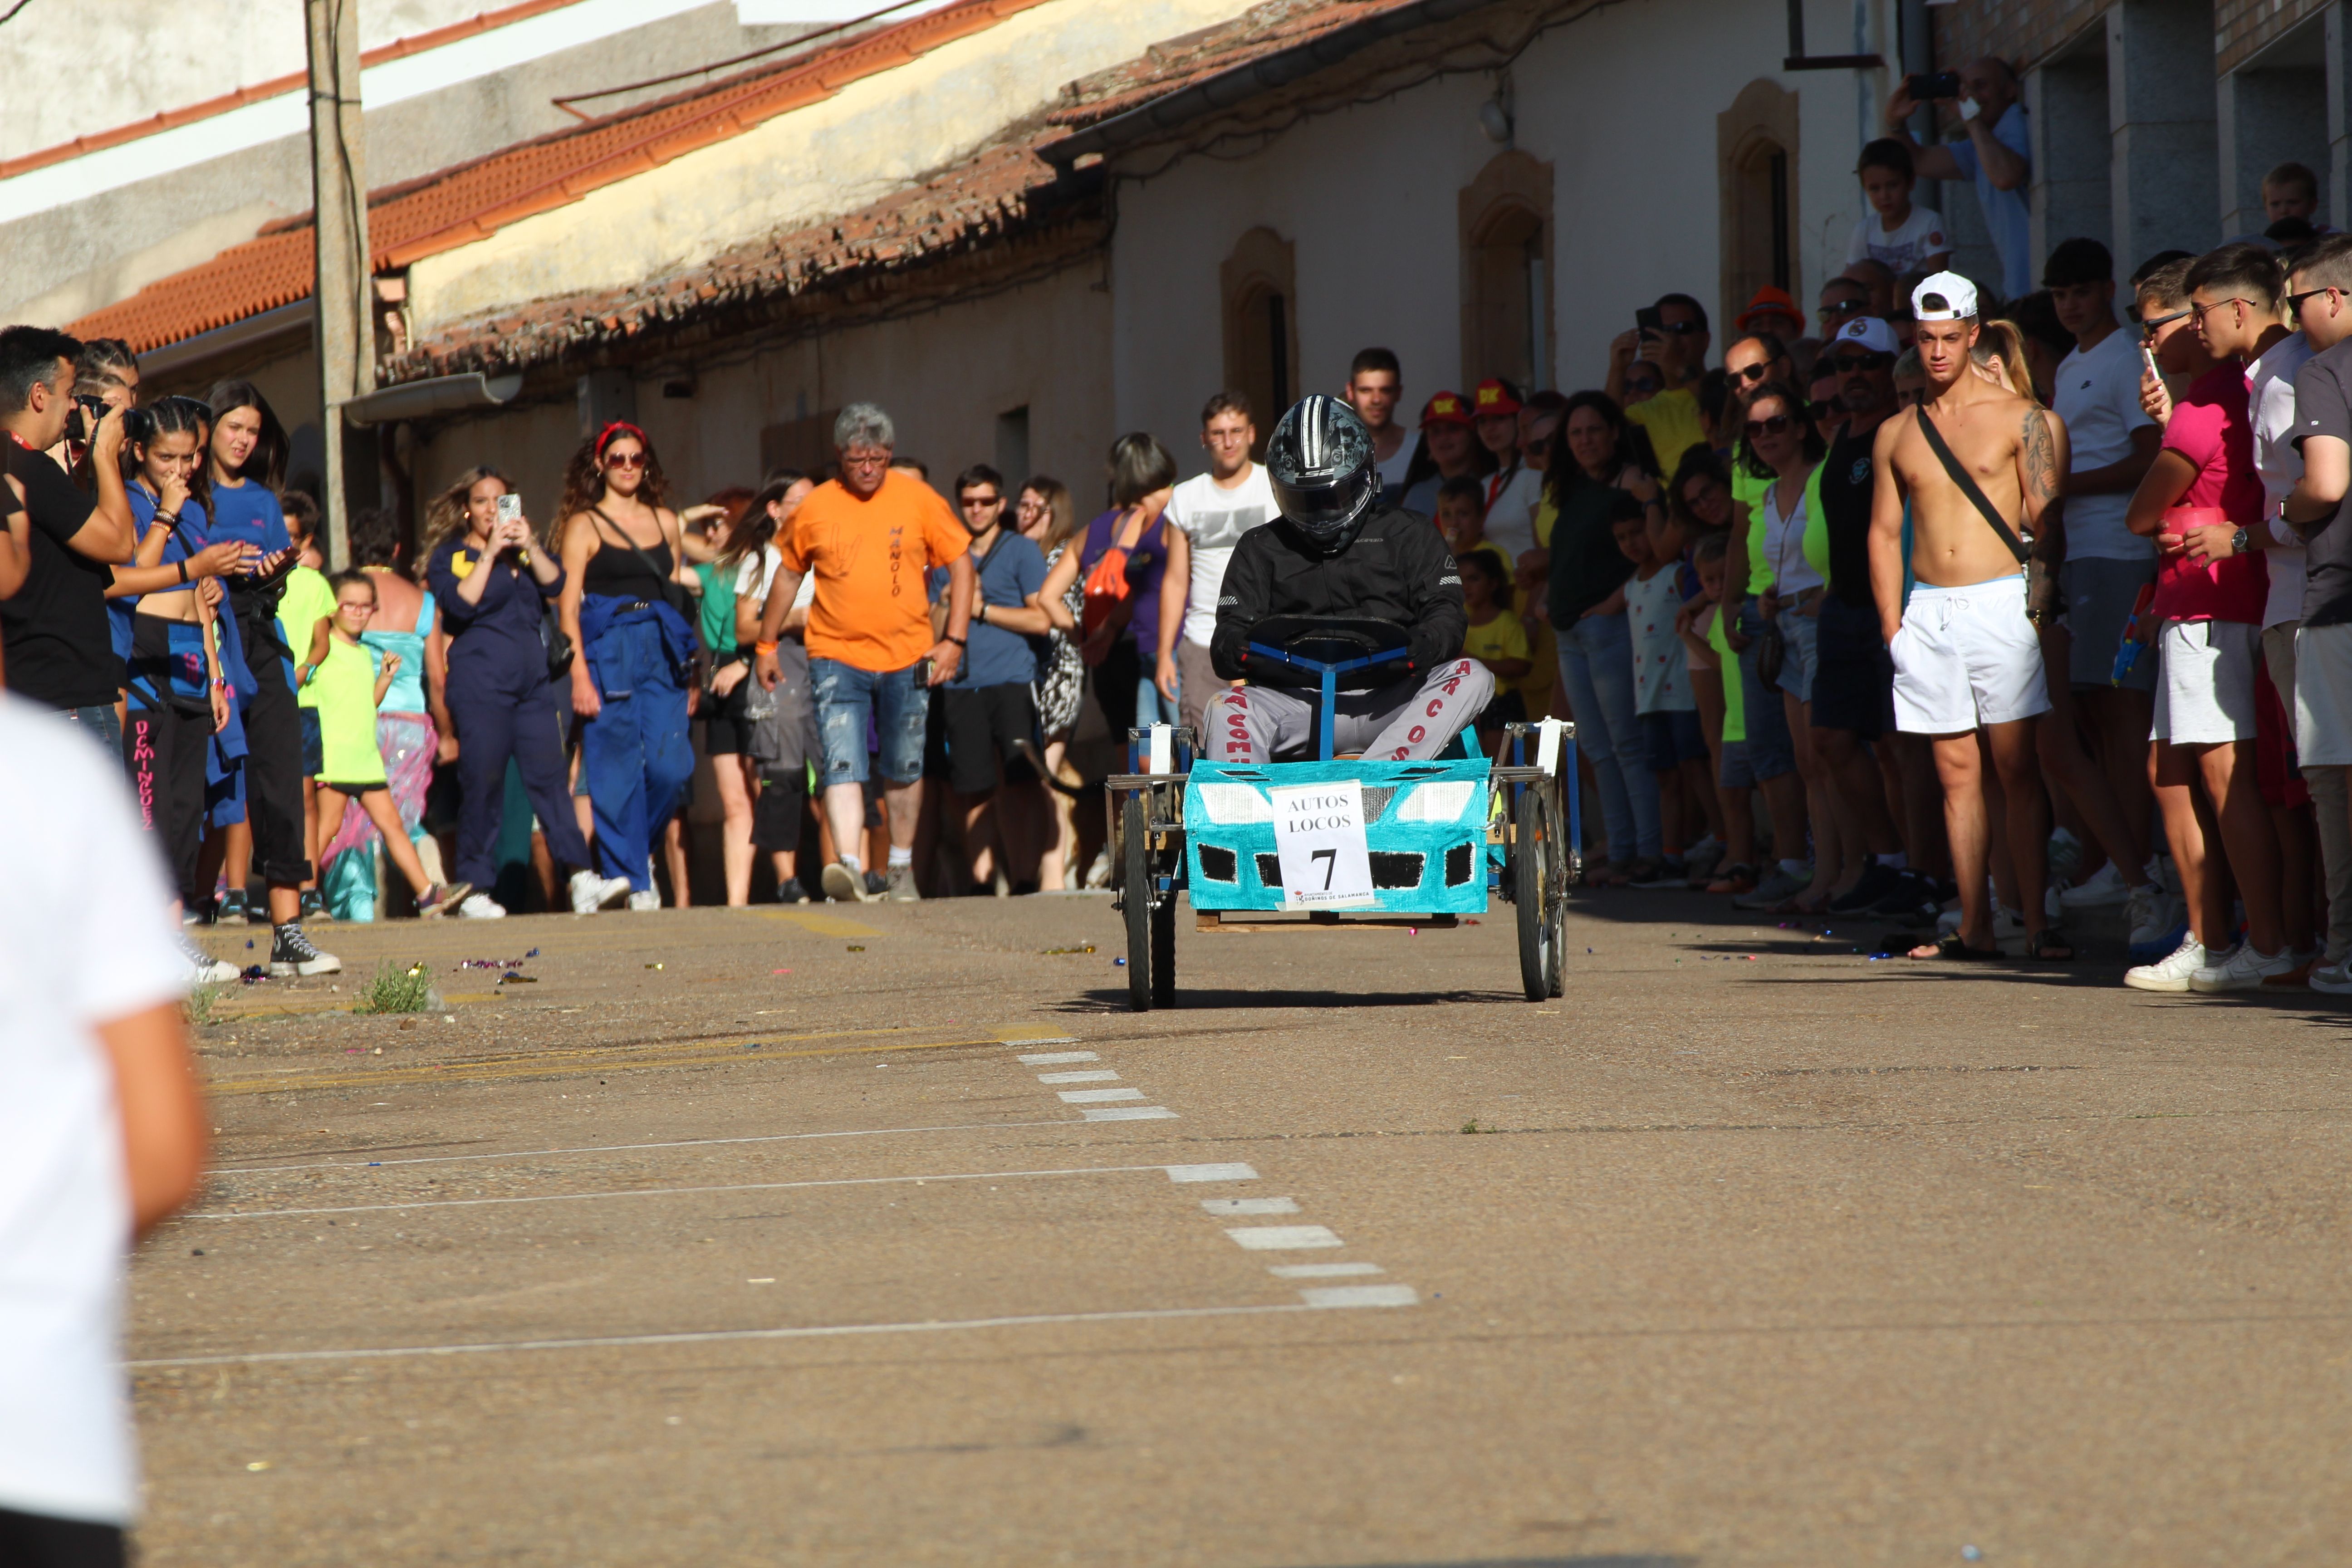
[554,421,701,910]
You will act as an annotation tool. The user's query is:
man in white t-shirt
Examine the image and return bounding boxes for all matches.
[2044,239,2163,914]
[1158,392,1277,737]
[1343,348,1413,503]
[0,695,206,1563]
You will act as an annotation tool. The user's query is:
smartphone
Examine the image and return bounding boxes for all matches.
[495,493,523,527]
[1906,71,1961,101]
[1634,305,1663,337]
[2141,340,2161,380]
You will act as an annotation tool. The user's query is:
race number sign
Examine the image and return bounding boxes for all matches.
[1269,780,1375,909]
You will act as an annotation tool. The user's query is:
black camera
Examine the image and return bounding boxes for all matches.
[64,394,112,444]
[1906,71,1962,101]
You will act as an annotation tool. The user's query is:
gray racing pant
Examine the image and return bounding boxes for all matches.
[1207,658,1494,764]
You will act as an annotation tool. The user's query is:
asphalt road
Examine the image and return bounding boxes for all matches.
[135,888,2352,1566]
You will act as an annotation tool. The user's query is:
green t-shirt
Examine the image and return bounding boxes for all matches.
[309,635,385,785]
[694,561,735,653]
[1706,600,1743,743]
[276,566,338,710]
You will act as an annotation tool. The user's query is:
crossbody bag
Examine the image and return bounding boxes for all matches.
[1915,407,2053,623]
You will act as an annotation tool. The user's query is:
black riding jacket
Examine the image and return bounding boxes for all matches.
[1208,507,1468,683]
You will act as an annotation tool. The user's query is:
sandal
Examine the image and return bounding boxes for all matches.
[1909,933,2002,961]
[2026,927,2075,962]
[1705,862,1757,896]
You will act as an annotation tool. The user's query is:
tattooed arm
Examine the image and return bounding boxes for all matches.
[2020,404,2070,624]
[2019,404,2068,536]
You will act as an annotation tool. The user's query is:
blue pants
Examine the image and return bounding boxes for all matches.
[811,656,928,785]
[1555,609,1661,861]
[448,667,593,889]
[582,618,695,890]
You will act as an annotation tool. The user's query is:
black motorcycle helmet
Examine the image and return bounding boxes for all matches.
[1264,393,1379,551]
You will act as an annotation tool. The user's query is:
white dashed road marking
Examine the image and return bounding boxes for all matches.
[1269,1262,1384,1278]
[1037,1069,1121,1083]
[1225,1226,1345,1251]
[1058,1088,1147,1104]
[1016,1051,1098,1065]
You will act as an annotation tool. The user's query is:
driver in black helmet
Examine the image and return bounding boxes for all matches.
[1207,394,1492,762]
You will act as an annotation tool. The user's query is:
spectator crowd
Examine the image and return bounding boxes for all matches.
[10,74,2352,1000]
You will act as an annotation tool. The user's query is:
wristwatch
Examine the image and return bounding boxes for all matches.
[2230,526,2251,554]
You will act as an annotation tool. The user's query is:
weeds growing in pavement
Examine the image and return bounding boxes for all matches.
[355,960,434,1014]
[186,984,222,1027]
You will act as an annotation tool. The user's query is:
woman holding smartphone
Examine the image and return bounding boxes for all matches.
[423,466,614,916]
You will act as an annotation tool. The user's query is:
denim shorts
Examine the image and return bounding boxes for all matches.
[1775,604,1821,703]
[811,656,928,786]
[1718,738,1758,789]
[1735,602,1798,779]
[1639,708,1706,772]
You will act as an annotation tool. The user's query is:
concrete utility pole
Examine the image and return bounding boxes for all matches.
[306,0,372,571]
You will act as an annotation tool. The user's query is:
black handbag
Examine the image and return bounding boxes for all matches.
[540,602,574,683]
[1754,608,1787,688]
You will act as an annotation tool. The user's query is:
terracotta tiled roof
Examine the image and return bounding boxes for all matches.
[65,0,1054,353]
[384,0,1419,383]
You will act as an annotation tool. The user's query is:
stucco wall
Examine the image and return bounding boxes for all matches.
[1109,0,1894,445]
[408,260,1112,532]
[405,0,1261,336]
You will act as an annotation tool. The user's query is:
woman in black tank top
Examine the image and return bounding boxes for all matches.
[555,422,700,909]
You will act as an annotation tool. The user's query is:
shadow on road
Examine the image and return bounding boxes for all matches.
[1052,988,1526,1013]
[1278,1557,1696,1568]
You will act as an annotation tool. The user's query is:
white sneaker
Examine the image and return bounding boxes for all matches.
[821,860,876,903]
[2309,960,2352,995]
[2059,861,2131,909]
[2125,935,2207,993]
[180,936,238,985]
[626,889,661,911]
[568,870,631,914]
[2189,944,2295,993]
[2124,883,2176,946]
[457,892,507,919]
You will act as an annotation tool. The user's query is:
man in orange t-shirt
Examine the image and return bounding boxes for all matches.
[755,403,973,901]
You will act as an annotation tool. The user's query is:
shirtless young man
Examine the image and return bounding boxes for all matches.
[1868,272,2073,960]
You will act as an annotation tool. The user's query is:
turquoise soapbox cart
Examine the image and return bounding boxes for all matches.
[1106,618,1578,1011]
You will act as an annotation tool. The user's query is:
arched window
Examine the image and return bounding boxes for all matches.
[1222,228,1297,452]
[1719,80,1802,336]
[1459,152,1555,392]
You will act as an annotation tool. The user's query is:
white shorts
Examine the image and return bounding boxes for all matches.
[2296,621,2352,765]
[2150,618,2259,745]
[1890,573,2049,734]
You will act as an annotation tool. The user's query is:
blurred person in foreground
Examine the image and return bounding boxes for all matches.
[0,694,206,1567]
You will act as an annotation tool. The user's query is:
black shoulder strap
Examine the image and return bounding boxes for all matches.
[591,505,674,581]
[1915,407,2031,564]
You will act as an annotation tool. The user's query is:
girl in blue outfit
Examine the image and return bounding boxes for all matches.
[193,379,339,976]
[555,422,700,910]
[109,397,249,954]
[422,466,617,916]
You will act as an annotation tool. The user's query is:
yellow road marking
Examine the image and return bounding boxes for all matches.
[756,909,881,938]
[203,1026,999,1097]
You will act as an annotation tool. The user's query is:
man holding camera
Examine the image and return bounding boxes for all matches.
[0,327,137,745]
[1883,59,2033,301]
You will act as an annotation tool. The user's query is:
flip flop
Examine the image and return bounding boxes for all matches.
[2026,928,2075,961]
[1909,933,2001,961]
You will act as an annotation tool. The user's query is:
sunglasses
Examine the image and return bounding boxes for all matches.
[1805,402,1841,421]
[2139,307,2191,338]
[1652,319,1705,336]
[1624,375,1663,394]
[2191,297,2253,323]
[1819,299,1866,318]
[1729,362,1774,385]
[2288,286,2338,314]
[1744,413,1797,438]
[603,450,647,470]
